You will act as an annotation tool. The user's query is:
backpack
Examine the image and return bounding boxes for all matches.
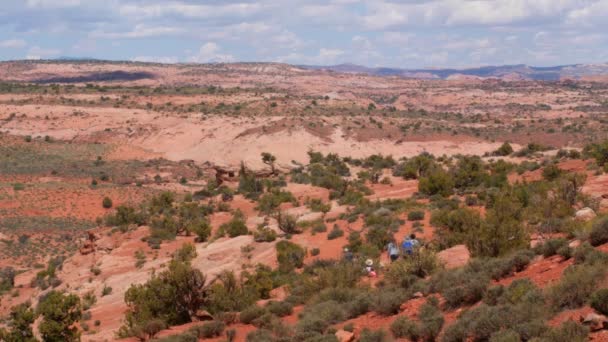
[402,239,414,255]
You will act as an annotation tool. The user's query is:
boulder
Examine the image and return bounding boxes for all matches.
[193,309,214,322]
[580,313,608,331]
[437,245,470,269]
[575,207,596,221]
[335,330,355,342]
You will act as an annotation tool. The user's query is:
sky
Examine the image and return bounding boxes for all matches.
[0,0,607,68]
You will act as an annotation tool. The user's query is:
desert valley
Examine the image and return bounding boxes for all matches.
[0,60,608,342]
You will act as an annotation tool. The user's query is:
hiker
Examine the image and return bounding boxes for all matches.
[343,247,354,262]
[402,233,420,256]
[365,259,377,277]
[387,241,400,262]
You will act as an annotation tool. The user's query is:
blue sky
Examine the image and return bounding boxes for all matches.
[1,0,607,68]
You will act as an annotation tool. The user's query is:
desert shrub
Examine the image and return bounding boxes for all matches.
[37,291,82,342]
[253,226,277,242]
[390,316,420,340]
[311,248,320,256]
[257,190,296,215]
[308,198,331,213]
[240,306,266,324]
[584,140,608,167]
[535,238,568,257]
[572,242,606,264]
[220,211,249,238]
[266,301,293,317]
[541,321,588,342]
[392,154,437,180]
[542,163,562,181]
[155,332,197,342]
[418,169,454,197]
[359,328,390,342]
[102,284,112,296]
[385,248,440,285]
[547,263,606,310]
[557,245,572,259]
[191,220,211,242]
[276,211,300,234]
[119,259,206,337]
[206,271,258,314]
[0,267,15,294]
[105,205,146,226]
[276,240,306,273]
[0,303,37,342]
[419,299,444,341]
[238,163,264,199]
[371,289,406,315]
[429,267,490,309]
[408,210,425,221]
[589,216,608,246]
[590,288,608,315]
[327,226,344,240]
[431,207,482,249]
[102,197,113,209]
[489,329,520,342]
[469,194,528,257]
[296,301,347,334]
[245,329,274,342]
[194,320,225,338]
[494,142,514,156]
[465,195,478,206]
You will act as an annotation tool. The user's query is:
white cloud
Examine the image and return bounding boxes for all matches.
[91,24,184,39]
[362,0,584,29]
[26,0,80,8]
[277,48,345,65]
[380,32,413,45]
[190,42,235,63]
[132,56,179,64]
[0,39,27,49]
[119,2,262,20]
[26,46,60,59]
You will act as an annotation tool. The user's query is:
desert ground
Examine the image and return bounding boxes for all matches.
[1,61,608,342]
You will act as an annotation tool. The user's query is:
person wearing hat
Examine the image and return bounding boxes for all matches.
[365,259,377,277]
[343,247,354,262]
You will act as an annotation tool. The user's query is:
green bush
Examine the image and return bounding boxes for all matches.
[390,316,420,340]
[547,264,606,310]
[257,190,296,215]
[541,321,588,342]
[119,259,206,337]
[542,163,562,181]
[253,226,277,242]
[266,301,293,317]
[535,238,568,257]
[494,142,514,156]
[408,210,425,221]
[359,328,390,342]
[240,306,266,324]
[276,241,306,273]
[590,288,608,315]
[327,226,344,240]
[220,212,249,238]
[418,169,454,197]
[589,216,608,246]
[310,248,320,256]
[371,289,406,316]
[245,329,274,342]
[102,197,113,209]
[489,329,520,342]
[418,299,444,341]
[194,320,225,338]
[37,291,82,342]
